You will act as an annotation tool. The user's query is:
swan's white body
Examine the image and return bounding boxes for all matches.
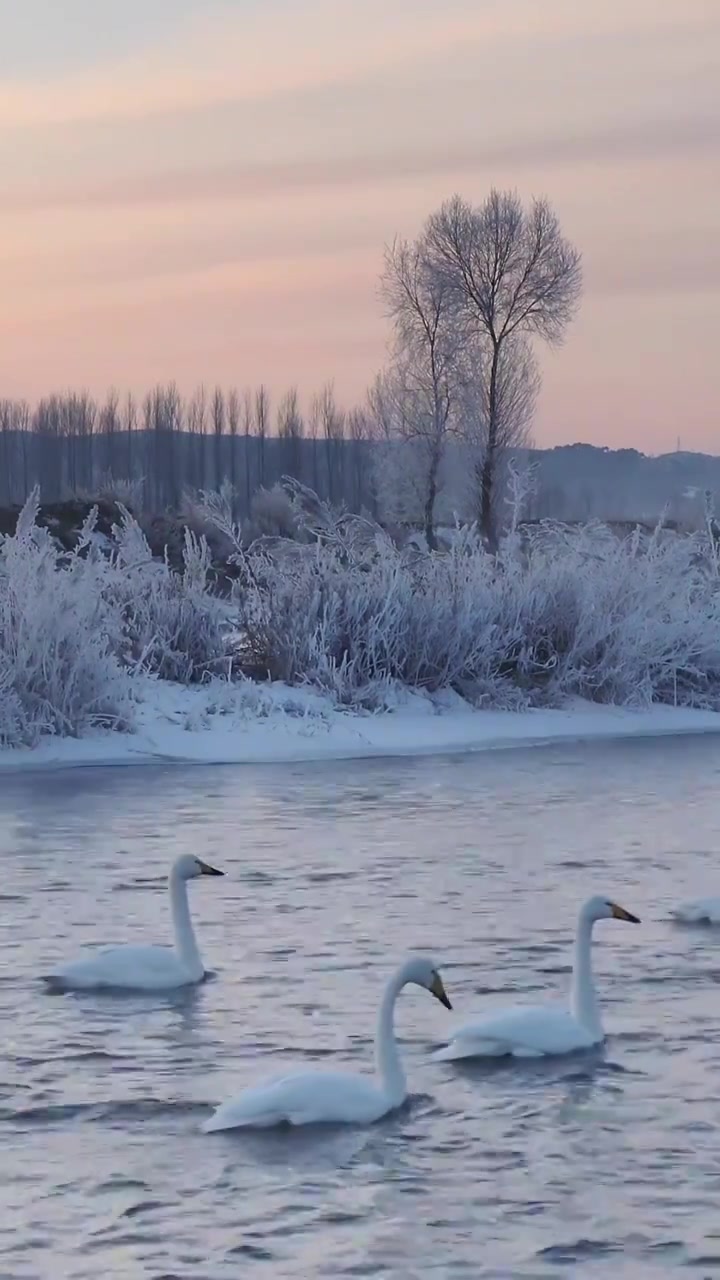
[673,898,720,925]
[202,956,451,1131]
[434,895,640,1061]
[44,855,224,992]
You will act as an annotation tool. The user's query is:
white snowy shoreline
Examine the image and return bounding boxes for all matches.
[2,678,720,774]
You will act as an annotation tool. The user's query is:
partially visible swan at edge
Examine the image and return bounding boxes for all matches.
[44,854,224,992]
[672,896,720,924]
[202,956,452,1131]
[433,895,640,1061]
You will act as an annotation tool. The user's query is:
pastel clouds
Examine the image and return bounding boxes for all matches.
[0,0,718,449]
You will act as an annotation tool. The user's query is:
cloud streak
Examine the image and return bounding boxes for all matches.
[4,113,718,214]
[1,0,714,130]
[0,0,719,450]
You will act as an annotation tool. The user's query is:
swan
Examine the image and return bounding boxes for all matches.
[433,895,640,1061]
[672,897,720,924]
[202,955,452,1131]
[44,854,224,992]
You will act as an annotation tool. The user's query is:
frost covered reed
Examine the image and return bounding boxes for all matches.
[2,486,720,749]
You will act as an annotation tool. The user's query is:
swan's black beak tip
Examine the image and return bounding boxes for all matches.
[430,973,452,1010]
[199,860,224,877]
[611,902,640,924]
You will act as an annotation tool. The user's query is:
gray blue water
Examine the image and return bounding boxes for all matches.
[2,735,720,1278]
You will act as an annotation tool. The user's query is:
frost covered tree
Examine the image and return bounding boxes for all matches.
[456,333,540,531]
[369,367,449,535]
[425,190,582,549]
[379,235,462,548]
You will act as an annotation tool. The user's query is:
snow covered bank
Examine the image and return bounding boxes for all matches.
[5,489,720,771]
[2,678,720,774]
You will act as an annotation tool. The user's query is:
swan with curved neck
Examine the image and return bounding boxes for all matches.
[202,956,452,1131]
[434,895,639,1061]
[44,854,224,992]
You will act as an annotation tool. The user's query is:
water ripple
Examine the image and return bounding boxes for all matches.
[2,737,720,1277]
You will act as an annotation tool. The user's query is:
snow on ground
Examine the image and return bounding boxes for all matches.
[2,676,720,773]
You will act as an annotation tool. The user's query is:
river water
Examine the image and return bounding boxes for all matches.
[2,735,720,1278]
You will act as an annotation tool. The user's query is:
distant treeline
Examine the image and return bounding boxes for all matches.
[0,386,718,526]
[0,386,377,515]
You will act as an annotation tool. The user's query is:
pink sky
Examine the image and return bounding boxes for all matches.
[1,0,718,452]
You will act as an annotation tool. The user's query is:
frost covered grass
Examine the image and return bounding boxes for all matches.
[0,492,229,746]
[223,504,720,713]
[3,485,720,752]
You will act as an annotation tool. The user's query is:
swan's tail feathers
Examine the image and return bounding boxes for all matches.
[433,1038,504,1062]
[202,1106,282,1133]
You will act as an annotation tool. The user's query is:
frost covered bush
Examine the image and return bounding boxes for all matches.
[4,480,720,750]
[229,513,720,711]
[0,493,233,746]
[0,493,131,746]
[497,521,720,706]
[108,508,230,684]
[247,484,302,540]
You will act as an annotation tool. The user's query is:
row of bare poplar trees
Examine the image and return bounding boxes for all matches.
[0,383,377,515]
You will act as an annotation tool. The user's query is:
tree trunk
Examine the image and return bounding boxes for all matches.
[424,468,438,551]
[480,343,500,552]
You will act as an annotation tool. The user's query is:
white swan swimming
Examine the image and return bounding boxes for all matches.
[433,895,640,1061]
[672,897,720,924]
[202,956,452,1131]
[44,854,224,992]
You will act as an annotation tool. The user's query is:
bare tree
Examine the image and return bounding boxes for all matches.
[227,388,240,512]
[187,386,208,491]
[346,405,372,512]
[242,389,254,512]
[123,392,138,490]
[98,388,120,481]
[368,368,443,530]
[306,391,321,493]
[147,383,182,509]
[0,400,27,503]
[212,386,225,489]
[504,456,539,534]
[312,382,345,502]
[367,370,395,442]
[425,190,582,548]
[380,236,461,548]
[457,333,540,531]
[277,386,304,482]
[255,385,270,488]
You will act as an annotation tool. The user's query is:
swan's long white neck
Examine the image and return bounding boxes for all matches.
[169,869,203,981]
[570,906,602,1037]
[375,969,407,1106]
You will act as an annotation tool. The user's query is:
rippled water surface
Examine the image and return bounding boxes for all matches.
[3,736,720,1277]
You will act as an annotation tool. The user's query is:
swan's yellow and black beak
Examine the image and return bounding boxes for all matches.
[198,860,224,877]
[430,971,452,1010]
[610,902,640,923]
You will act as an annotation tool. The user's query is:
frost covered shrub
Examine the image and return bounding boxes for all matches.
[0,494,234,746]
[247,484,301,540]
[231,513,720,711]
[108,508,230,684]
[508,521,720,706]
[0,493,131,746]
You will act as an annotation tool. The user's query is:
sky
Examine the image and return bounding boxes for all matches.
[0,0,718,453]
